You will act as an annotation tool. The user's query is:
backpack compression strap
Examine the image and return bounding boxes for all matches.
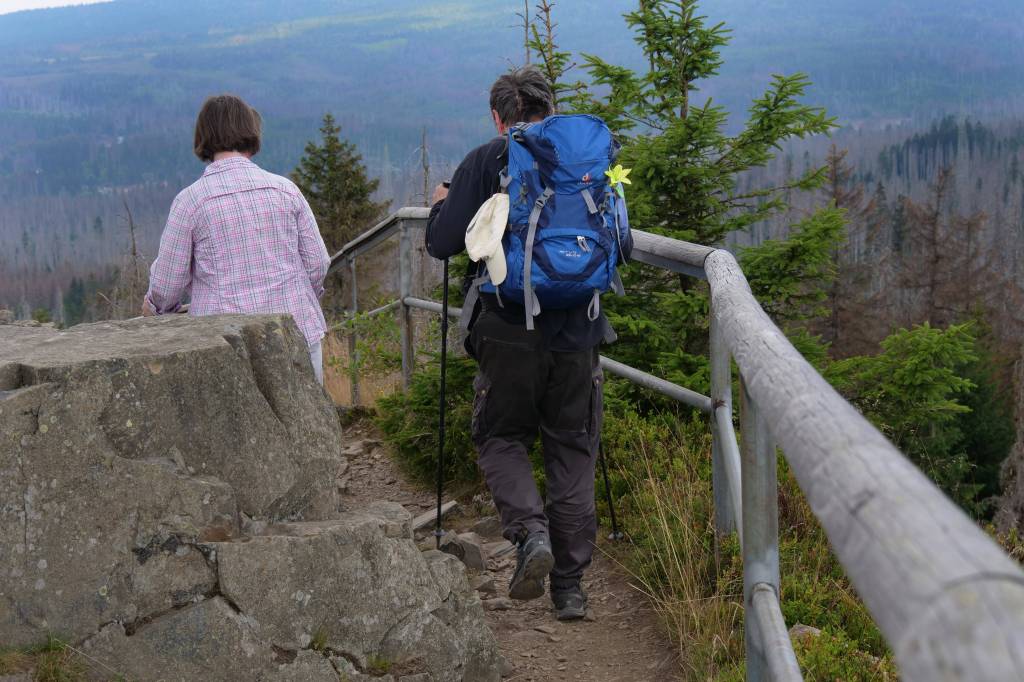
[458,274,487,336]
[523,187,554,330]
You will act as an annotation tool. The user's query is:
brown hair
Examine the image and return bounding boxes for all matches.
[193,94,262,162]
[489,66,555,127]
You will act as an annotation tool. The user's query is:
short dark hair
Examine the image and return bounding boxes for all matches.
[489,66,555,126]
[193,94,262,162]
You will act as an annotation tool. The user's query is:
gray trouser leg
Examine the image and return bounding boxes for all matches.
[470,310,601,584]
[542,358,601,586]
[477,434,549,539]
[541,422,598,585]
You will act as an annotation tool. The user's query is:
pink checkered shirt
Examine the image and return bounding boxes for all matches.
[145,156,330,348]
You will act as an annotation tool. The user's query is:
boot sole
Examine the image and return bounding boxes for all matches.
[555,604,587,621]
[508,546,555,601]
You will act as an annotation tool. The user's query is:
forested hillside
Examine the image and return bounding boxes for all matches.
[736,119,1024,363]
[2,0,1024,316]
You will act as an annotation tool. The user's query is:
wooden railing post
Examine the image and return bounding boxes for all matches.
[740,375,780,682]
[398,222,415,389]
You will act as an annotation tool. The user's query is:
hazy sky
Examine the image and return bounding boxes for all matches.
[0,0,109,15]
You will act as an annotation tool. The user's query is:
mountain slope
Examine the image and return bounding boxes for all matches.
[2,0,1023,311]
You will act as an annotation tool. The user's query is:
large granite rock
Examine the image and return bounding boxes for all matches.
[214,509,500,682]
[0,314,342,519]
[0,315,500,681]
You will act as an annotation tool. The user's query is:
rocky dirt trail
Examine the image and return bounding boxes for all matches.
[339,422,681,682]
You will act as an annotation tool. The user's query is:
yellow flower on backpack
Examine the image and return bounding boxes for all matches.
[605,164,632,198]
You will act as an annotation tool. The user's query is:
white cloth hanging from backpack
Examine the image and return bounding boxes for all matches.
[465,193,510,285]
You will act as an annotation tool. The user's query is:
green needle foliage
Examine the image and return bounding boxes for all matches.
[827,323,984,511]
[292,113,388,256]
[376,354,481,486]
[527,1,586,111]
[569,0,835,245]
[739,208,847,324]
[535,0,841,406]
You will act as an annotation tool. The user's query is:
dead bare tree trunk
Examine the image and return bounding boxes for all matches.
[421,127,430,208]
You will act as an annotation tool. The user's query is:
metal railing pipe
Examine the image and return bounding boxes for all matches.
[598,356,712,414]
[751,584,803,681]
[328,207,430,273]
[712,408,744,548]
[404,297,462,319]
[365,299,401,318]
[631,230,716,272]
[330,300,401,332]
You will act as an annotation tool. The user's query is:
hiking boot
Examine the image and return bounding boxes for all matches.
[508,532,554,601]
[551,582,588,621]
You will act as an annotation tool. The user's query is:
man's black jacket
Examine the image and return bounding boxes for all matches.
[425,136,628,352]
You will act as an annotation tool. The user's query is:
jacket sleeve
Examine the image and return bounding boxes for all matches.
[145,192,195,314]
[295,191,330,298]
[425,150,490,259]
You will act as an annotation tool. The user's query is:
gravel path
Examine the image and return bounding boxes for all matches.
[338,422,680,681]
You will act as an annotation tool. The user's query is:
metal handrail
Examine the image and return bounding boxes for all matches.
[329,208,1024,682]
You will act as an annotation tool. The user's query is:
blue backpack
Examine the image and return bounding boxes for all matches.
[475,114,631,330]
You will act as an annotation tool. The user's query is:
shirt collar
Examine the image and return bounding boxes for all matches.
[203,156,256,176]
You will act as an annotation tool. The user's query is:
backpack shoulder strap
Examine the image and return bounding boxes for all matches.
[522,186,554,330]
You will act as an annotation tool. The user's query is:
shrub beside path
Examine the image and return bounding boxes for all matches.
[340,422,680,682]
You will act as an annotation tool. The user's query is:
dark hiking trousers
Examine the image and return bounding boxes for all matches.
[469,310,602,586]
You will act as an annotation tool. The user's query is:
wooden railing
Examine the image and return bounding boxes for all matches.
[330,207,1024,681]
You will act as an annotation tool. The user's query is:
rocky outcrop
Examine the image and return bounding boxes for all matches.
[0,314,342,519]
[0,315,500,681]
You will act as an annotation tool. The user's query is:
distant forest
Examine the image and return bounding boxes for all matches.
[731,118,1024,366]
[2,0,1024,319]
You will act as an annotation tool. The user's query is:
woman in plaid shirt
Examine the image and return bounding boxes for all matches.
[143,95,331,384]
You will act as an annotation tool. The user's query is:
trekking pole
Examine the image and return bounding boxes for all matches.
[435,257,450,549]
[599,442,624,541]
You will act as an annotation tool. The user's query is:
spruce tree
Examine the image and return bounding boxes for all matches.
[554,0,836,391]
[527,1,584,110]
[292,113,388,255]
[571,0,834,246]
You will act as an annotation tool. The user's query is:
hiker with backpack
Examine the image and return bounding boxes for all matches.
[425,67,632,621]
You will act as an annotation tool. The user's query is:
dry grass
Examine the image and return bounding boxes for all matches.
[612,420,744,680]
[603,410,897,680]
[322,331,402,406]
[0,635,126,682]
[0,649,33,674]
[34,645,88,682]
